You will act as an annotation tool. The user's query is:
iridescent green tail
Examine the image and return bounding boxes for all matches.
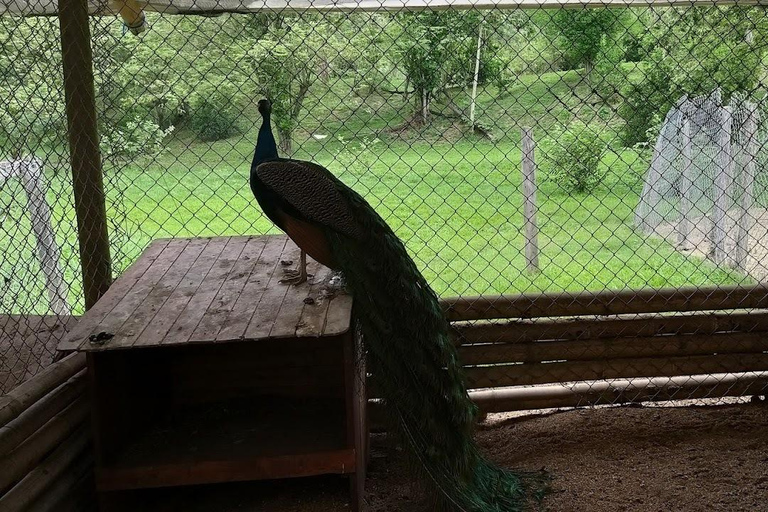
[325,187,545,511]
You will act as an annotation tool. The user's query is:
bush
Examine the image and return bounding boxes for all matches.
[189,90,243,142]
[545,121,607,193]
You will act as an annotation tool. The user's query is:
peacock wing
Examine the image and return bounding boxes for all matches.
[254,160,363,240]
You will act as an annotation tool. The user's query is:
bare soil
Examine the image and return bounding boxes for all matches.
[133,401,768,512]
[655,209,768,282]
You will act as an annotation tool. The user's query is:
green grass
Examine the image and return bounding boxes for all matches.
[1,70,752,315]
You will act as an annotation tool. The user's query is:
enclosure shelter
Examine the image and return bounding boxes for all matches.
[1,0,768,509]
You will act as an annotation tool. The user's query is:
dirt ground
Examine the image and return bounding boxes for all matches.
[655,209,768,282]
[133,401,768,512]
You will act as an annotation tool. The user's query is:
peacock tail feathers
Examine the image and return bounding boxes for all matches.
[323,184,548,511]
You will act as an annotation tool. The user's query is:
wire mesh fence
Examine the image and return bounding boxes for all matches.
[1,2,767,405]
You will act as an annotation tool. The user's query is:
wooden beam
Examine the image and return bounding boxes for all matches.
[0,370,85,456]
[469,373,768,412]
[458,332,768,365]
[96,449,357,491]
[442,285,768,321]
[0,353,85,428]
[0,398,88,495]
[451,312,768,344]
[0,427,91,512]
[58,0,112,310]
[463,352,768,388]
[369,374,768,425]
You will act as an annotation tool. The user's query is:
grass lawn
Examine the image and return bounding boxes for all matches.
[1,71,752,315]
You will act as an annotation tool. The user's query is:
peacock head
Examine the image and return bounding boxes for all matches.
[257,98,272,117]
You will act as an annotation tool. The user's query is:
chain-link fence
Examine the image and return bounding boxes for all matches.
[2,2,767,405]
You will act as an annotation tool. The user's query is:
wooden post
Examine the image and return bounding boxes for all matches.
[735,102,759,272]
[521,128,539,273]
[710,106,733,266]
[676,119,694,250]
[58,0,112,310]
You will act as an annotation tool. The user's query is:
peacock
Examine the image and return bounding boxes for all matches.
[249,98,544,511]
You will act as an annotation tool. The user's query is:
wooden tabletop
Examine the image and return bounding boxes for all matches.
[57,235,353,352]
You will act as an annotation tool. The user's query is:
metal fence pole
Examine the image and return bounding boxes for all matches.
[58,0,112,309]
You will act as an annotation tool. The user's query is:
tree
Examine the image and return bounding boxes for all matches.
[393,11,506,124]
[0,18,65,159]
[620,6,768,144]
[551,9,620,79]
[242,20,319,155]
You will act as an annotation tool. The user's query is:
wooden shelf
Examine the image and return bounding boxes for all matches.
[96,398,354,491]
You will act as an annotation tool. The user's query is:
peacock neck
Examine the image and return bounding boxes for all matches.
[252,114,278,168]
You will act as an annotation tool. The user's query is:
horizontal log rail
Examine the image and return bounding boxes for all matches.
[0,353,85,428]
[464,353,768,389]
[442,285,768,321]
[0,426,91,512]
[1,397,89,495]
[470,373,768,412]
[458,332,768,365]
[0,370,86,457]
[451,312,768,344]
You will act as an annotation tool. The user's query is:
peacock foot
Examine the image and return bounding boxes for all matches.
[279,267,308,286]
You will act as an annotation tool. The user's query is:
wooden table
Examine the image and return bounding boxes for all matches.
[58,235,366,511]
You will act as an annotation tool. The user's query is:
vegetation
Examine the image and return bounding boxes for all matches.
[1,7,766,314]
[544,120,607,193]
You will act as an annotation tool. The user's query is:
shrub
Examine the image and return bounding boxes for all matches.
[189,89,243,142]
[545,121,607,193]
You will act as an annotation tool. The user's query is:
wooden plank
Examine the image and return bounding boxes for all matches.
[451,312,768,344]
[104,238,209,350]
[57,239,174,351]
[132,238,226,347]
[239,238,296,341]
[162,236,248,346]
[325,294,354,337]
[189,236,267,342]
[463,353,768,389]
[458,332,768,365]
[442,285,768,321]
[215,236,286,342]
[276,257,326,338]
[96,449,357,492]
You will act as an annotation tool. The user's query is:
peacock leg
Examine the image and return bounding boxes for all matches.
[280,250,308,285]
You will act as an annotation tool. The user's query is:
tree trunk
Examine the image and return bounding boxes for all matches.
[317,56,330,84]
[584,59,594,88]
[413,88,430,125]
[277,129,292,156]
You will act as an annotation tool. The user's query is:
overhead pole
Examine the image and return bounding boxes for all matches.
[58,0,112,310]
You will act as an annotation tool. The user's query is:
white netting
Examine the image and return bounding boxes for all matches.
[635,90,766,278]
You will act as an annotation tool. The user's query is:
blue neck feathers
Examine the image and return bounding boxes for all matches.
[252,114,278,168]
